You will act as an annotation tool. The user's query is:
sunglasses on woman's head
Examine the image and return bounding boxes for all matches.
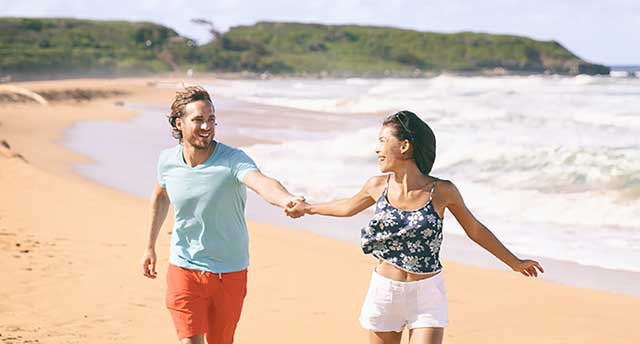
[394,112,413,141]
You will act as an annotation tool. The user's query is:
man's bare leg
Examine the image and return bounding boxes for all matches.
[179,334,205,344]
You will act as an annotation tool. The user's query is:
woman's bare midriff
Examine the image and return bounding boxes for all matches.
[375,259,440,282]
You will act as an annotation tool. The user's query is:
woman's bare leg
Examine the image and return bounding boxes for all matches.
[408,327,443,344]
[369,331,402,344]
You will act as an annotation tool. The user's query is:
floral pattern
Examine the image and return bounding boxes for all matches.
[406,212,424,227]
[361,182,443,274]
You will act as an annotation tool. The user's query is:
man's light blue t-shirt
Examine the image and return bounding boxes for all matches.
[157,142,258,273]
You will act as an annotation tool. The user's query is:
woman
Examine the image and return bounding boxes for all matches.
[285,111,544,344]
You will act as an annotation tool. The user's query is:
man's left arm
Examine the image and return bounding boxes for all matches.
[242,170,302,209]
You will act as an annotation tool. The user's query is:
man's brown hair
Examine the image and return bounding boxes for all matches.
[168,86,213,141]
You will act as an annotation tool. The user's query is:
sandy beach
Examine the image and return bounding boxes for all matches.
[1,78,639,344]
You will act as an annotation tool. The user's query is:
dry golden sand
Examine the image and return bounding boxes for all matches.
[0,78,638,343]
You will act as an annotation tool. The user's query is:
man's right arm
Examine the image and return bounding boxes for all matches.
[141,182,170,279]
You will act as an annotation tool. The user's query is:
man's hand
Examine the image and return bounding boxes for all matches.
[141,248,158,279]
[285,196,307,219]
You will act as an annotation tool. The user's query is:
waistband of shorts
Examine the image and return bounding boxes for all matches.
[371,268,443,287]
[169,263,248,277]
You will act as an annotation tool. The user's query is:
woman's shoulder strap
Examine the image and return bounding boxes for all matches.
[428,177,439,202]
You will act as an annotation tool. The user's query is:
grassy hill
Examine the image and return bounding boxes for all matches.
[0,18,198,78]
[205,22,608,75]
[0,18,609,80]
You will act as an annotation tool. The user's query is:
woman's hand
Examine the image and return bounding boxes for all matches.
[285,196,308,218]
[511,259,544,277]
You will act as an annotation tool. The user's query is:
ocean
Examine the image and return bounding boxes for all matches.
[63,75,640,280]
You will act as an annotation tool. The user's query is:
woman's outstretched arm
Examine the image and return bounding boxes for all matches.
[441,180,544,277]
[287,176,384,218]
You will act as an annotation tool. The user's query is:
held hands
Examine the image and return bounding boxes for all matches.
[284,196,308,219]
[511,259,544,277]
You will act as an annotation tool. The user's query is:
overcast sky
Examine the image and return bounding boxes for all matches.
[2,0,638,65]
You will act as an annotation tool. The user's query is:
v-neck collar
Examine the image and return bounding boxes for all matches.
[179,142,219,169]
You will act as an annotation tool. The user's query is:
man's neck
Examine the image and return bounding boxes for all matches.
[183,141,216,167]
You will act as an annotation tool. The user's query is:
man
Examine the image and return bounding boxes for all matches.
[141,86,303,344]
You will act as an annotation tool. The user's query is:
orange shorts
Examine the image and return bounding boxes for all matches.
[166,264,248,344]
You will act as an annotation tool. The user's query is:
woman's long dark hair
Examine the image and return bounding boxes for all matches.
[383,110,436,175]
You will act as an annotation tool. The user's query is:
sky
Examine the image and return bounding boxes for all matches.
[2,0,638,65]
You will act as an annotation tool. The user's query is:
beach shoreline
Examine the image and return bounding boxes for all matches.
[1,77,639,343]
[56,80,640,297]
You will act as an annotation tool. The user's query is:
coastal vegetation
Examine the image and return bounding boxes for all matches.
[0,18,609,80]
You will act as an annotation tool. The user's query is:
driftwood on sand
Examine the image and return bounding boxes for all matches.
[0,85,127,104]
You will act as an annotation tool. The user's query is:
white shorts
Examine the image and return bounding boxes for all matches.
[359,269,448,332]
